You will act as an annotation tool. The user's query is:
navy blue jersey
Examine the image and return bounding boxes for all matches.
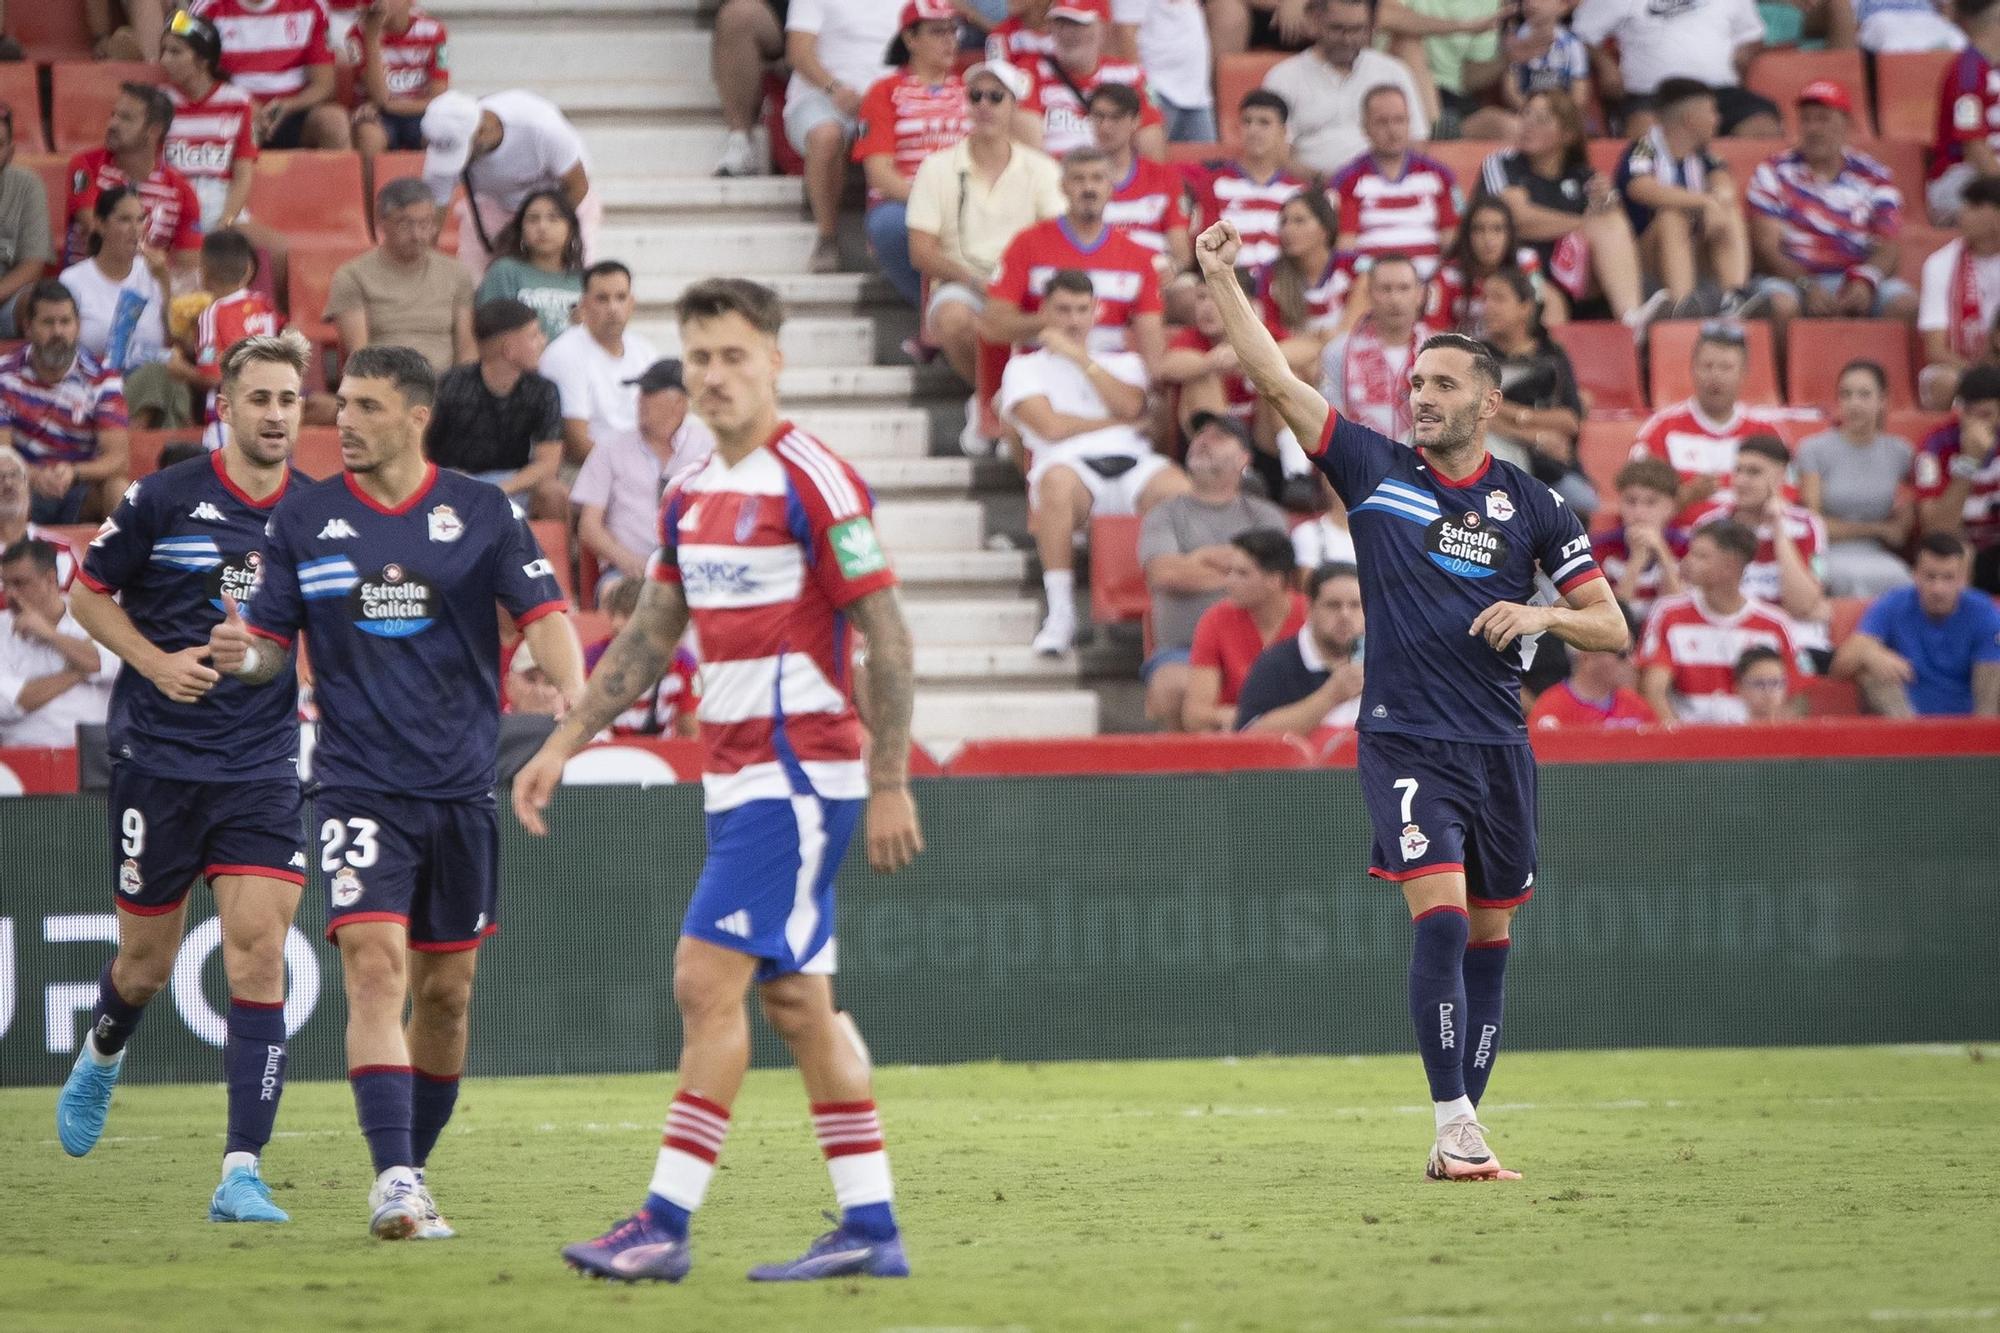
[1308,411,1603,745]
[79,451,305,780]
[246,464,567,800]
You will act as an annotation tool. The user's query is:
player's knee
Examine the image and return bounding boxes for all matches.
[222,934,287,997]
[411,970,473,1025]
[340,943,406,1011]
[110,951,171,1005]
[757,983,829,1044]
[672,967,741,1029]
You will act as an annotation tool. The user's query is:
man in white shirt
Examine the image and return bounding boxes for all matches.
[784,0,904,274]
[420,88,601,281]
[1570,0,1781,137]
[1261,0,1430,176]
[0,537,117,747]
[998,268,1190,654]
[538,260,659,465]
[572,358,718,600]
[1919,176,2000,410]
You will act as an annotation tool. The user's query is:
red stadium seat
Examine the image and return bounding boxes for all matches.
[1746,49,1872,138]
[1088,515,1148,623]
[571,608,610,652]
[1422,140,1501,195]
[1166,140,1220,166]
[16,155,70,267]
[1215,52,1287,155]
[1828,595,1870,646]
[5,3,95,60]
[1549,321,1645,414]
[576,543,602,610]
[249,151,370,245]
[286,238,372,348]
[1647,319,1780,407]
[50,63,164,154]
[1585,138,1623,179]
[1795,675,1861,716]
[1785,320,1917,411]
[294,427,344,479]
[0,64,48,154]
[1896,224,1953,285]
[124,429,210,478]
[1875,51,1954,148]
[1868,139,1927,226]
[530,519,577,604]
[1577,418,1640,532]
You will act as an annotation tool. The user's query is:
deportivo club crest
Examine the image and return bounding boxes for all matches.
[1399,823,1430,862]
[118,858,142,896]
[428,504,464,543]
[331,867,364,908]
[1486,490,1515,521]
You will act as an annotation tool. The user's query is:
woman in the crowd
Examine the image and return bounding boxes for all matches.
[1478,267,1594,515]
[1796,359,1917,596]
[855,3,970,308]
[476,189,587,343]
[1478,88,1656,328]
[59,188,186,428]
[1256,190,1357,381]
[1432,195,1552,333]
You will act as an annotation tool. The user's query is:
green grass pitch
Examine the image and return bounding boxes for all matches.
[3,1047,1996,1332]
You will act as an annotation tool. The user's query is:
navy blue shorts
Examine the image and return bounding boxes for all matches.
[314,788,499,951]
[682,793,864,981]
[1355,731,1538,907]
[108,764,306,915]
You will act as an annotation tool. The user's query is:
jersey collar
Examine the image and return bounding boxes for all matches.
[1058,216,1111,255]
[211,447,289,509]
[344,461,438,515]
[1421,448,1493,488]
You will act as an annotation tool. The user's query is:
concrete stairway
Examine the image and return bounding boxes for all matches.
[427,0,1101,746]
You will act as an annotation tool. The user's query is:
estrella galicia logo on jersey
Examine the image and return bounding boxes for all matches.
[1424,512,1511,580]
[206,550,264,611]
[349,563,438,637]
[1485,489,1515,522]
[427,504,464,543]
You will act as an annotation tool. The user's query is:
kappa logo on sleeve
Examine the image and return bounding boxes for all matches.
[830,517,888,579]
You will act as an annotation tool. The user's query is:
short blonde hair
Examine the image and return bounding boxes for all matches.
[219,329,313,389]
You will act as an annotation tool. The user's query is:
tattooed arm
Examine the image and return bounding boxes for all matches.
[846,586,925,873]
[511,578,690,834]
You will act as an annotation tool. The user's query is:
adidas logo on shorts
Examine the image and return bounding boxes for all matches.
[714,910,751,939]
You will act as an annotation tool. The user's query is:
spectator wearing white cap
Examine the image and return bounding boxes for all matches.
[573,358,717,600]
[785,0,906,274]
[421,88,602,283]
[908,58,1063,421]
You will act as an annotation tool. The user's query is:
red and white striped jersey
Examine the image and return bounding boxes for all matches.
[1640,590,1797,724]
[189,0,334,102]
[650,424,897,812]
[1631,398,1791,491]
[1685,491,1829,608]
[1184,161,1303,272]
[1103,155,1189,254]
[1427,247,1542,332]
[1331,151,1460,273]
[852,71,969,206]
[984,16,1055,65]
[164,81,259,230]
[62,148,204,267]
[1590,523,1690,623]
[1744,148,1899,276]
[1021,55,1163,158]
[986,217,1164,353]
[344,9,450,99]
[1932,45,2000,182]
[1912,419,2000,550]
[1256,251,1358,338]
[195,287,283,444]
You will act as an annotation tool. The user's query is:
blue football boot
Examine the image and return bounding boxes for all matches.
[210,1166,289,1222]
[747,1216,910,1281]
[561,1211,693,1283]
[56,1046,123,1157]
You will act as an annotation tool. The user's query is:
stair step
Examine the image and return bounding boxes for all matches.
[786,408,932,459]
[780,365,957,407]
[636,272,900,319]
[850,457,975,494]
[631,315,872,369]
[602,174,806,217]
[443,25,710,87]
[875,499,984,551]
[579,123,731,177]
[893,548,1029,589]
[913,688,1101,743]
[903,598,1040,646]
[916,642,1085,680]
[599,220,816,276]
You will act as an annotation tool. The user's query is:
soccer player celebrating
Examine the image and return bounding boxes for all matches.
[1195,219,1629,1181]
[207,344,582,1240]
[513,277,924,1283]
[59,332,314,1224]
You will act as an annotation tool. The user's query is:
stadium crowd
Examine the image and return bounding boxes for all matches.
[2,0,1999,753]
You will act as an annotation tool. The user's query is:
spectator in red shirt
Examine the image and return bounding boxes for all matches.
[1731,644,1795,723]
[1331,85,1460,281]
[1185,91,1305,276]
[855,2,970,308]
[1638,519,1799,724]
[1087,83,1191,273]
[1183,527,1307,731]
[981,147,1167,368]
[165,229,282,447]
[64,84,204,285]
[190,0,352,150]
[1159,275,1258,438]
[1528,608,1653,727]
[1019,0,1166,161]
[1686,433,1832,634]
[1594,456,1689,622]
[986,0,1057,65]
[1630,321,1789,516]
[351,0,451,158]
[160,12,259,233]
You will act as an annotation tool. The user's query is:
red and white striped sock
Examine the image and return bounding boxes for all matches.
[811,1100,894,1208]
[648,1091,730,1213]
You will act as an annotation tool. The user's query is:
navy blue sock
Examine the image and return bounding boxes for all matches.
[223,998,288,1157]
[349,1066,414,1176]
[1462,939,1511,1108]
[843,1201,898,1241]
[644,1193,692,1240]
[1408,906,1470,1103]
[88,962,148,1057]
[410,1070,461,1168]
